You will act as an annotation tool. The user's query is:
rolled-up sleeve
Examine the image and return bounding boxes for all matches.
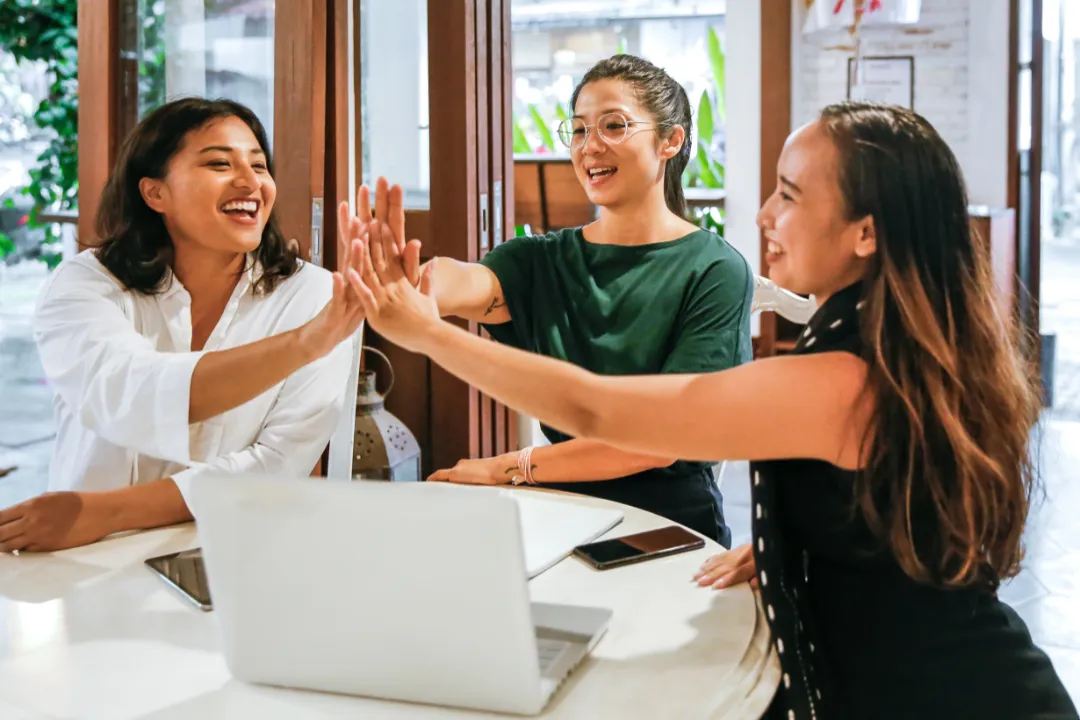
[171,334,352,500]
[33,261,201,465]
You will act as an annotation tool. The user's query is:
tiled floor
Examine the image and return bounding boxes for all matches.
[1,259,1079,706]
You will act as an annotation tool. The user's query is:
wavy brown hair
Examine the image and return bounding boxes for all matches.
[820,102,1041,591]
[94,97,299,295]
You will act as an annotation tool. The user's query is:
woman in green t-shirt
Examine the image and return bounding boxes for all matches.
[350,55,752,547]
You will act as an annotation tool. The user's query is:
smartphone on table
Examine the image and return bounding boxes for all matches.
[144,547,213,611]
[572,525,705,570]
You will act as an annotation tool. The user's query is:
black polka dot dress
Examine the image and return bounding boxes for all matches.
[751,283,1078,720]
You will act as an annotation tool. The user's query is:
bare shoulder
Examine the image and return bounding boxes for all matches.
[712,351,871,468]
[749,351,870,416]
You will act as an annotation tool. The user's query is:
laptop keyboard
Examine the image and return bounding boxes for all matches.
[537,638,572,672]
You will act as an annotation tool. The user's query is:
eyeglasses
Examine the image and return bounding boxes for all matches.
[556,112,657,150]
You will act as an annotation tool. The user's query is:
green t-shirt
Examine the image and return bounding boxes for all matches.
[480,226,751,546]
[481,226,753,388]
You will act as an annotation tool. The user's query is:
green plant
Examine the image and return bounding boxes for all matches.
[528,103,557,152]
[0,0,79,268]
[686,26,726,238]
[512,102,570,156]
[136,0,167,115]
[512,117,532,153]
[0,228,15,259]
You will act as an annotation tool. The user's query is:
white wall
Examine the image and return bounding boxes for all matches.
[723,0,764,334]
[791,0,1011,208]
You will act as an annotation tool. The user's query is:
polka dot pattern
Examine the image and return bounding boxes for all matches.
[751,284,868,719]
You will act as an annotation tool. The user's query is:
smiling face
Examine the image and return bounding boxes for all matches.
[756,120,876,300]
[139,115,275,257]
[568,78,684,210]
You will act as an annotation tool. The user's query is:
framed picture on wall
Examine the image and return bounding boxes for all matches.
[846,56,915,109]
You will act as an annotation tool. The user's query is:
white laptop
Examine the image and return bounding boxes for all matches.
[185,474,613,716]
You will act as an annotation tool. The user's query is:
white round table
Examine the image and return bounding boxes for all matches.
[0,489,779,719]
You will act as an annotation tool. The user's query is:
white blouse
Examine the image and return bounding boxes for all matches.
[32,251,352,500]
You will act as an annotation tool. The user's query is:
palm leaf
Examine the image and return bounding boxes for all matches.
[697,90,714,147]
[696,144,722,188]
[512,114,531,154]
[708,26,726,123]
[528,104,556,152]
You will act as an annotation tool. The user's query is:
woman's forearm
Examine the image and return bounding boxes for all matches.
[90,478,194,535]
[189,327,315,423]
[409,317,869,467]
[528,438,675,483]
[416,321,621,444]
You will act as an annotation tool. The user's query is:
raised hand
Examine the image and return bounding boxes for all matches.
[344,179,440,352]
[295,267,369,359]
[341,179,422,287]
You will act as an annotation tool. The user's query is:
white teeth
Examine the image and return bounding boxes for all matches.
[768,241,783,255]
[588,167,616,178]
[222,200,258,213]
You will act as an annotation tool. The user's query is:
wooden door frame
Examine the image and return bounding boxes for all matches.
[273,0,328,265]
[426,0,482,472]
[492,0,517,456]
[754,0,793,358]
[358,0,502,476]
[76,0,119,247]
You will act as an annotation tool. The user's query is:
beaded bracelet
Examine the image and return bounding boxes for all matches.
[511,445,536,485]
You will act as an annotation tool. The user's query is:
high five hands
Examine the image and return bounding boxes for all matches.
[294,180,423,359]
[340,178,441,352]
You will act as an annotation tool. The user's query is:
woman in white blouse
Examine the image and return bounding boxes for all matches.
[0,98,366,553]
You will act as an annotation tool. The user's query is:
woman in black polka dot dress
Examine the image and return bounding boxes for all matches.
[344,101,1078,719]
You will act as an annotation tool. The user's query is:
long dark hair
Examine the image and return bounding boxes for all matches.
[94,97,299,294]
[570,54,693,217]
[821,101,1040,591]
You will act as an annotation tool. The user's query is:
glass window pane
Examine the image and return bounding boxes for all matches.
[510,0,726,230]
[360,0,430,209]
[118,0,276,146]
[1019,67,1032,152]
[1019,0,1033,64]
